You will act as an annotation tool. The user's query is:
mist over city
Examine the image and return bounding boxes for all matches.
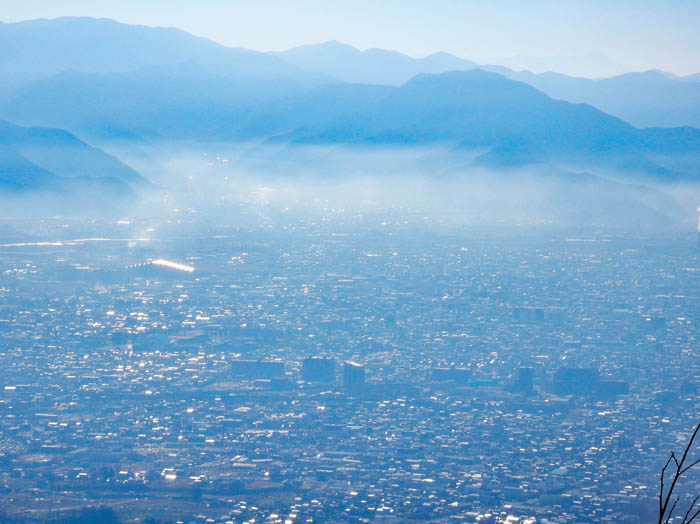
[1,2,700,524]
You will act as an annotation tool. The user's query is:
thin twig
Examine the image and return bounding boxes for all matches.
[680,495,699,524]
[681,458,700,475]
[658,421,700,524]
[686,507,700,524]
[667,495,680,524]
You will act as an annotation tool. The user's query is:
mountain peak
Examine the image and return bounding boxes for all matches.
[284,40,360,54]
[404,68,534,90]
[425,51,479,70]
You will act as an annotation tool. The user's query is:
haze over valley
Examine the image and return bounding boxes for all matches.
[0,17,699,230]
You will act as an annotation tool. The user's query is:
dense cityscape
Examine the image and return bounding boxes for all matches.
[1,216,698,523]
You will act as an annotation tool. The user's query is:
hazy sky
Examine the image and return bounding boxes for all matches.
[3,0,700,75]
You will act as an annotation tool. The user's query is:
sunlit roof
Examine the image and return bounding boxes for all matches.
[151,259,195,273]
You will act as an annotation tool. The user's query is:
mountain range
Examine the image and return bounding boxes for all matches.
[1,16,699,205]
[274,40,479,86]
[3,18,699,129]
[0,17,321,93]
[0,120,147,200]
[277,40,700,129]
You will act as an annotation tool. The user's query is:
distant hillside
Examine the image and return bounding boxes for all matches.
[0,120,148,186]
[288,69,635,147]
[279,70,700,181]
[4,66,699,182]
[0,143,137,216]
[0,121,145,207]
[3,17,700,131]
[275,41,478,85]
[274,41,700,128]
[0,145,59,191]
[0,16,322,93]
[0,66,317,141]
[489,69,700,128]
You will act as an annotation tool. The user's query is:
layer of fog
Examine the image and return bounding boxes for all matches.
[111,142,696,230]
[3,142,699,236]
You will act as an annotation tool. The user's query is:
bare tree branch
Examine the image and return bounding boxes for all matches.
[658,420,700,524]
[681,459,700,475]
[667,495,680,524]
[686,508,700,524]
[680,495,699,524]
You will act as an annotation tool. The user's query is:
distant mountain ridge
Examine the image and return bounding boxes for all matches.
[0,145,57,191]
[275,41,700,128]
[0,120,146,199]
[1,17,699,186]
[275,41,479,85]
[3,17,699,129]
[3,67,698,182]
[0,16,324,93]
[486,69,700,128]
[0,120,147,185]
[274,70,700,181]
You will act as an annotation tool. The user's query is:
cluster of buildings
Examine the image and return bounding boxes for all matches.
[0,219,698,523]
